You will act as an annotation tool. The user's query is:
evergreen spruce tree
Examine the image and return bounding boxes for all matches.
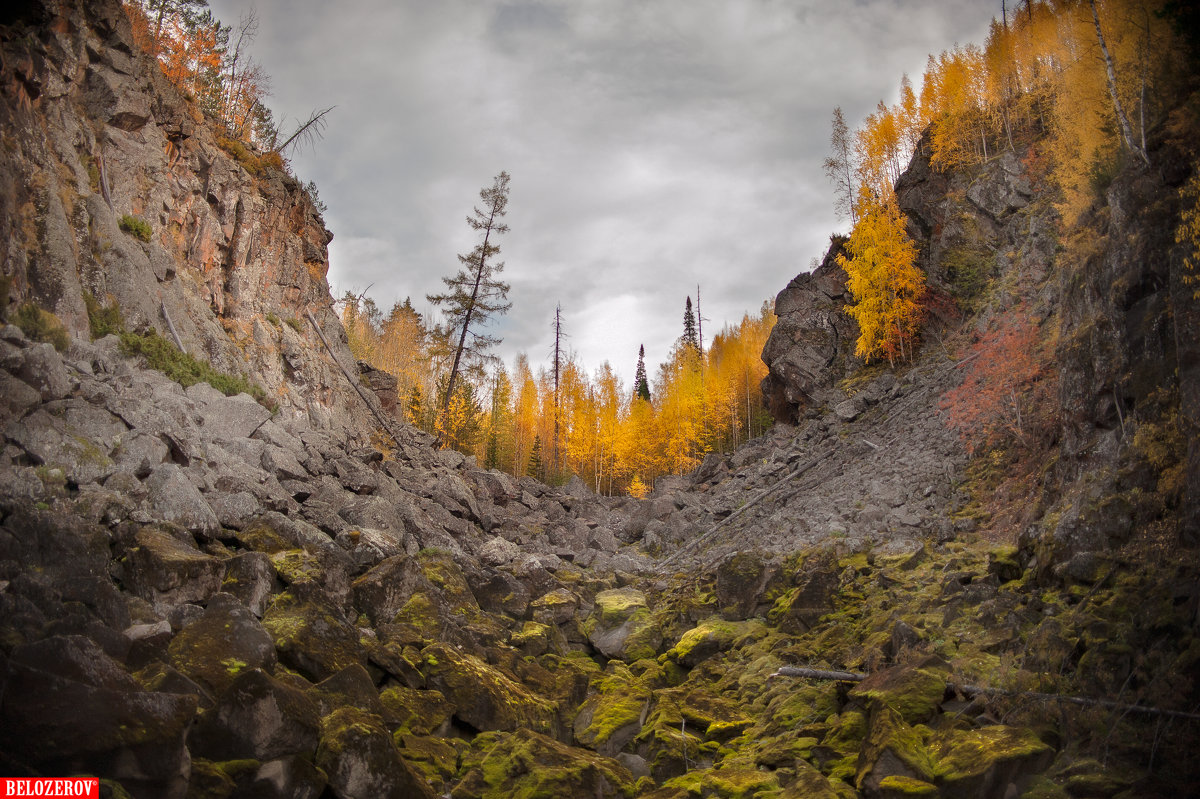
[634,344,651,402]
[406,384,424,428]
[526,435,544,478]
[427,172,512,431]
[683,296,699,351]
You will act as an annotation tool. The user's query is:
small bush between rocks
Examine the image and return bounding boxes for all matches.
[14,302,70,352]
[84,291,124,340]
[118,214,152,242]
[119,328,274,409]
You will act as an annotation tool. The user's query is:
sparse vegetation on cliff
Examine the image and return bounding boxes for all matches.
[119,327,272,408]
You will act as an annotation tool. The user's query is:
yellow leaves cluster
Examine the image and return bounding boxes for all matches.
[838,192,924,366]
[1177,168,1200,301]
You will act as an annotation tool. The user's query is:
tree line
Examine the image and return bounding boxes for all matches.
[343,287,774,497]
[828,0,1193,365]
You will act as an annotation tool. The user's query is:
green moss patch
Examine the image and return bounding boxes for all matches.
[119,328,271,407]
[422,642,556,734]
[455,728,635,799]
[261,591,365,682]
[666,617,767,668]
[848,659,948,724]
[931,725,1053,792]
[573,663,652,756]
[14,302,69,351]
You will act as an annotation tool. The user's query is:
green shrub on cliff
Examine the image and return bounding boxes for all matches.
[118,214,152,242]
[14,302,69,352]
[119,327,271,408]
[83,291,124,340]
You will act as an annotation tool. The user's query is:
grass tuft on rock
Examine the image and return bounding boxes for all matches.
[118,214,152,242]
[14,301,69,351]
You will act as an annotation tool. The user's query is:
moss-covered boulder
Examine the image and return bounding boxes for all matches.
[451,728,635,799]
[855,705,936,795]
[472,569,532,618]
[315,706,436,799]
[634,685,754,781]
[876,775,939,797]
[766,556,840,634]
[715,551,782,620]
[788,758,846,798]
[237,513,353,606]
[931,725,1054,797]
[665,617,767,668]
[421,642,557,735]
[379,684,454,735]
[353,552,505,650]
[662,762,778,797]
[573,663,652,756]
[124,524,225,605]
[761,680,840,735]
[0,635,197,797]
[511,620,563,657]
[187,668,320,762]
[167,593,277,696]
[587,587,663,662]
[309,664,387,719]
[531,587,582,625]
[261,591,365,682]
[847,658,948,725]
[393,732,461,792]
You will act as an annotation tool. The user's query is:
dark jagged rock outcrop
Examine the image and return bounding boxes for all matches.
[760,237,857,423]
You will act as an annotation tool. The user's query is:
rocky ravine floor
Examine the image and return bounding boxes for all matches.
[1,323,1197,799]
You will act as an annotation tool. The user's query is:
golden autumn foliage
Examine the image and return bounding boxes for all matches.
[1178,168,1200,300]
[837,191,924,365]
[123,1,278,151]
[831,0,1190,360]
[345,294,774,495]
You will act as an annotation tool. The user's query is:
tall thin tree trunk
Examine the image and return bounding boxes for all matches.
[441,226,493,421]
[552,304,562,477]
[1089,0,1149,165]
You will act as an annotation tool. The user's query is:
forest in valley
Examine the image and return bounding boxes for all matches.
[339,292,776,497]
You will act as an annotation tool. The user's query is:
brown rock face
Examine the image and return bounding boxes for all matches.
[0,0,374,437]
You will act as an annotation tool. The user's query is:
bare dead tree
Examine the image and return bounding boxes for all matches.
[275,106,335,156]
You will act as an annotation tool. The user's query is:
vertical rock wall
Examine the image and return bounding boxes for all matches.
[0,0,370,437]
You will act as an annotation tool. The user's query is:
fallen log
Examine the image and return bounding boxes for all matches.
[769,666,1200,722]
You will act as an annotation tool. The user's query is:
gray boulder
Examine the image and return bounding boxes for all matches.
[145,463,220,538]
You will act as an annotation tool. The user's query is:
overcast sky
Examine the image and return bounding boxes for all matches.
[207,0,997,388]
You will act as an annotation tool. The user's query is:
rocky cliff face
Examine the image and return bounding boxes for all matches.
[0,0,368,436]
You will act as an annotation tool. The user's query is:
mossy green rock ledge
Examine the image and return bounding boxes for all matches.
[573,663,652,756]
[261,591,365,682]
[451,728,635,799]
[847,658,948,724]
[665,617,767,668]
[316,706,436,799]
[932,725,1054,796]
[588,587,663,662]
[421,642,556,735]
[855,705,937,795]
